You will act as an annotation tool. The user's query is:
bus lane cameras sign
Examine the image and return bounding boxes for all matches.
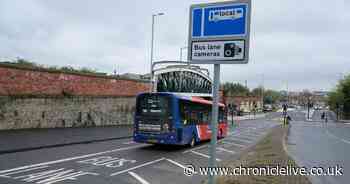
[188,0,251,64]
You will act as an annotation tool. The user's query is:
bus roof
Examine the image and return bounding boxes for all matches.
[137,92,225,107]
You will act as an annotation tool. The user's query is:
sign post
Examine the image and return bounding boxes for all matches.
[187,1,251,184]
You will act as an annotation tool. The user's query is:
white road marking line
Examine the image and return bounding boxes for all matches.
[183,144,208,153]
[216,147,236,154]
[221,141,246,148]
[110,158,165,176]
[190,150,221,161]
[326,129,350,145]
[123,141,136,145]
[0,165,49,178]
[128,171,150,184]
[0,144,145,174]
[166,159,187,169]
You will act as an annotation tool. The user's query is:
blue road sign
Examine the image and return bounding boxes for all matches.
[192,3,248,38]
[188,0,251,64]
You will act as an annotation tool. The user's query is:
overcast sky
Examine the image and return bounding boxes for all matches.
[0,0,349,91]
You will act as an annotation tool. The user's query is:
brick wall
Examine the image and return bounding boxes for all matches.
[0,65,150,130]
[0,65,150,97]
[0,96,136,130]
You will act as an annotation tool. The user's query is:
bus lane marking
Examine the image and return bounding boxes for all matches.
[0,165,99,184]
[216,147,236,154]
[0,144,145,175]
[77,156,137,168]
[182,144,208,154]
[165,159,187,169]
[128,171,150,184]
[110,158,165,176]
[190,150,221,162]
[221,141,246,148]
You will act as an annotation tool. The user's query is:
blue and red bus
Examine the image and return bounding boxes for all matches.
[133,92,228,147]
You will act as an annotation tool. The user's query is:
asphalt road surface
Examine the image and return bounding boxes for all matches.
[0,119,278,184]
[287,109,349,184]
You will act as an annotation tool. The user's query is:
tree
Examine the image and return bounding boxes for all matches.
[251,86,263,97]
[222,82,249,96]
[263,89,282,104]
[328,74,350,119]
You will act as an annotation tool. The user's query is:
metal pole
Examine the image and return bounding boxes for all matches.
[208,64,220,184]
[179,47,182,61]
[307,98,310,120]
[150,15,155,92]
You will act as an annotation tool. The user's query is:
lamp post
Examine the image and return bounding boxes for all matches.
[150,12,164,92]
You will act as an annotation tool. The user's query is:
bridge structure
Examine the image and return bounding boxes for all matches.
[151,61,212,97]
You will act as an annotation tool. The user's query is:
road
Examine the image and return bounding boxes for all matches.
[287,109,350,184]
[0,119,278,184]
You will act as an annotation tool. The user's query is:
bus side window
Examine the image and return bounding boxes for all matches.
[203,111,208,123]
[181,101,191,125]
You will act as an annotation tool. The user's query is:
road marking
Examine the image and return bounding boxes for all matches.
[166,159,187,169]
[0,144,145,175]
[0,165,49,178]
[110,158,165,176]
[190,151,221,161]
[221,141,246,148]
[128,171,150,184]
[216,147,236,154]
[183,144,208,153]
[326,129,350,145]
[123,141,136,145]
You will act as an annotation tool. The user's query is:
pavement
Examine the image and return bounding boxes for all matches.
[286,110,350,184]
[0,119,278,184]
[0,125,133,154]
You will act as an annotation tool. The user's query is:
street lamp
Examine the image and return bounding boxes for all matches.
[150,12,164,92]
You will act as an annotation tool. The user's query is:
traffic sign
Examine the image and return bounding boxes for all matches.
[188,0,251,64]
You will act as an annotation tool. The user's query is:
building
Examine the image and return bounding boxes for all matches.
[225,95,263,113]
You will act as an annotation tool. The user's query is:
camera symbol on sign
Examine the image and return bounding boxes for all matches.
[224,43,242,57]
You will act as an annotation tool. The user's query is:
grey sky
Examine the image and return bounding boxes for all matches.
[0,0,349,91]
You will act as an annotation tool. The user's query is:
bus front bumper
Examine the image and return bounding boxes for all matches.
[133,132,184,145]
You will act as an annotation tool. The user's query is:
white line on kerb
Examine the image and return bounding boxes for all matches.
[110,158,165,176]
[166,159,187,169]
[128,171,150,184]
[0,144,145,174]
[190,151,221,161]
[216,147,236,154]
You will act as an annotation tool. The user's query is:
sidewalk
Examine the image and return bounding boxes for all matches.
[0,125,133,154]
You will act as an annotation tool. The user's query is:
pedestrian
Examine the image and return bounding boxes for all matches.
[321,112,325,120]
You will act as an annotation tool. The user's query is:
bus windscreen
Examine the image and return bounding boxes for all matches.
[136,94,169,117]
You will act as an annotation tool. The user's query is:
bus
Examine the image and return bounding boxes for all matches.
[133,92,228,147]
